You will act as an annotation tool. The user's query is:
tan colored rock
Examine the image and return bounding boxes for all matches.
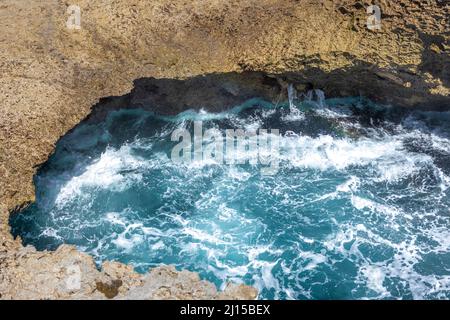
[0,0,449,299]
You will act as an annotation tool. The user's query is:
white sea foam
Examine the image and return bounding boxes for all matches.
[252,260,280,298]
[337,176,360,193]
[112,223,145,251]
[299,252,327,271]
[276,133,439,186]
[16,101,450,300]
[182,226,233,245]
[55,145,147,206]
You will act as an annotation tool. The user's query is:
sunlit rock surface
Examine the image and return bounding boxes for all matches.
[0,0,449,299]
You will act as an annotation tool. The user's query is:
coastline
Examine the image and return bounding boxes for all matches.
[0,0,448,299]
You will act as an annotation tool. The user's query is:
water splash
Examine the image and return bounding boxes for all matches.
[287,84,326,109]
[313,89,326,107]
[302,89,326,107]
[287,84,297,110]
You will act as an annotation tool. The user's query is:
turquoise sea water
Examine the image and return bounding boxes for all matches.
[10,97,450,299]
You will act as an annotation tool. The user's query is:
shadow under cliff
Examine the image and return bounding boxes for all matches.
[87,64,449,122]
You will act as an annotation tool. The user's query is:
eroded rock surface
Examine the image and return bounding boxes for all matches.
[0,0,448,299]
[0,244,257,299]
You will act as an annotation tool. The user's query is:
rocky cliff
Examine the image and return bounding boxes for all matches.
[0,0,448,299]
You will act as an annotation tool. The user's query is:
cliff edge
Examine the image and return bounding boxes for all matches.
[0,0,448,299]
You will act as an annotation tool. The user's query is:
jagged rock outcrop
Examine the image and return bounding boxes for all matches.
[0,244,257,299]
[0,0,448,299]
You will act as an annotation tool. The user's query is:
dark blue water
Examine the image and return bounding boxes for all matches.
[10,97,450,299]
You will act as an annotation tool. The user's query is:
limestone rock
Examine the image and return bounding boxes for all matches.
[0,0,448,299]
